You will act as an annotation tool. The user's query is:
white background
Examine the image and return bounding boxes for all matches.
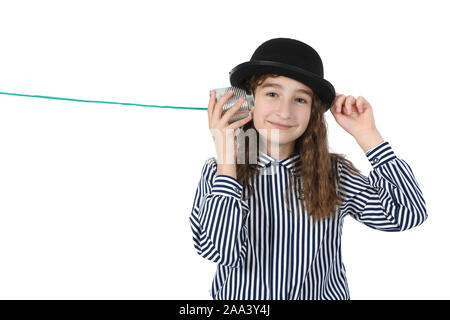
[0,0,448,299]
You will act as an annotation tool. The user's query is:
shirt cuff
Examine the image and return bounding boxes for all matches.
[211,174,244,199]
[365,141,397,168]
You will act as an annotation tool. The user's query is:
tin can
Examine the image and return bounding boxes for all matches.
[210,86,254,124]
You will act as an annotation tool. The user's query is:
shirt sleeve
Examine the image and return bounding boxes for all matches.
[189,157,250,268]
[338,141,428,231]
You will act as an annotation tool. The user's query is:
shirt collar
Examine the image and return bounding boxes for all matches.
[256,150,301,173]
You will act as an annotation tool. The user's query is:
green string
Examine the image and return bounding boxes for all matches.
[0,91,207,110]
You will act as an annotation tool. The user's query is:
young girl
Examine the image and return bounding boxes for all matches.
[189,38,427,300]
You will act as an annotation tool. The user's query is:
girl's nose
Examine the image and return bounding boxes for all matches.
[276,100,291,118]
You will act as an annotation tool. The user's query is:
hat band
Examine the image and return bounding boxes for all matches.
[245,60,323,80]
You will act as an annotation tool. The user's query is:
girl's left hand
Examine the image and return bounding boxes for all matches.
[330,93,377,137]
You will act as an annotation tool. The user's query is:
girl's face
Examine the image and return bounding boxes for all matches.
[252,75,313,157]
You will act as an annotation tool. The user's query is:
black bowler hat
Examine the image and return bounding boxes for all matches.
[229,37,336,111]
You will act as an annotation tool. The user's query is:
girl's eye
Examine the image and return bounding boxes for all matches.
[266,92,307,104]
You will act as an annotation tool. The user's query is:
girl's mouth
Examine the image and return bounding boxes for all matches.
[268,121,293,130]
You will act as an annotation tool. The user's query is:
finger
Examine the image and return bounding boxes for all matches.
[213,90,235,121]
[221,97,245,125]
[208,90,216,124]
[331,94,340,114]
[333,92,340,106]
[228,112,252,130]
[335,94,346,113]
[356,96,366,113]
[344,96,355,115]
[350,96,358,114]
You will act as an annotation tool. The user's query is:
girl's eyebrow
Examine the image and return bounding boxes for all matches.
[260,82,313,98]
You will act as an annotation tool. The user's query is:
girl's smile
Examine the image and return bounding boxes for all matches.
[267,120,294,130]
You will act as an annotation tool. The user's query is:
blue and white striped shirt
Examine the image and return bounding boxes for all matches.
[189,141,427,300]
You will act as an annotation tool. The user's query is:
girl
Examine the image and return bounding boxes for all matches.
[189,38,427,300]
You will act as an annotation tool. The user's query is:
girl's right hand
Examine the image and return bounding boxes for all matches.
[208,90,253,165]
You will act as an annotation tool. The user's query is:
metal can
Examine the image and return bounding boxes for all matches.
[210,86,254,124]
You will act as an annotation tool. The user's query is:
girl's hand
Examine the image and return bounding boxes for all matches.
[330,93,378,138]
[208,90,253,165]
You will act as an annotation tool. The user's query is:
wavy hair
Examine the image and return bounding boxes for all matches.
[236,73,362,221]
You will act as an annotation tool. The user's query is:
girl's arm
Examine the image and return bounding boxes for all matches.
[189,157,250,267]
[338,141,428,231]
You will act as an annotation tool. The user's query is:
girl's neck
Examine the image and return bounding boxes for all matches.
[262,142,295,161]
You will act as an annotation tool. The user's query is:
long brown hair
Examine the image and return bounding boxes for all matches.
[236,73,362,221]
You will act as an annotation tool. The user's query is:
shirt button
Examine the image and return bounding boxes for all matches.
[234,187,239,192]
[373,157,379,163]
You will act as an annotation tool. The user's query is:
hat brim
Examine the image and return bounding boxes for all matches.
[229,60,335,110]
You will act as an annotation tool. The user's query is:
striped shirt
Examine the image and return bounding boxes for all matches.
[189,141,427,300]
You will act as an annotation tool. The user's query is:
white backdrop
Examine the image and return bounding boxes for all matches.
[0,0,448,299]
